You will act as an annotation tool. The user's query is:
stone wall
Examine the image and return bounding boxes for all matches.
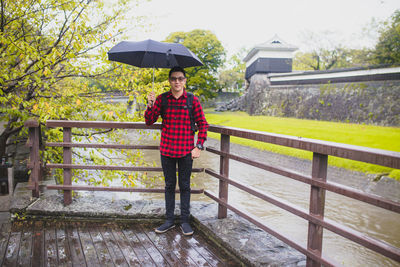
[202,92,240,109]
[262,80,400,126]
[220,73,400,126]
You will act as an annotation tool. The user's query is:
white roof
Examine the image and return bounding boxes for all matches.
[243,35,298,62]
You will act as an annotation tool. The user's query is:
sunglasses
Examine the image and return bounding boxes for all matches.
[169,76,186,82]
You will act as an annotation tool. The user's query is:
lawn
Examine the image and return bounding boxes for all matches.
[204,110,400,179]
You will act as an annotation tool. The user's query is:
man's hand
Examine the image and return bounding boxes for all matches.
[191,147,201,159]
[148,91,155,107]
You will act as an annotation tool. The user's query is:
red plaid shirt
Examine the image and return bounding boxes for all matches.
[144,90,208,158]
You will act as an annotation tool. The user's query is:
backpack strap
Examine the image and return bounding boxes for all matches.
[186,92,197,133]
[160,92,169,119]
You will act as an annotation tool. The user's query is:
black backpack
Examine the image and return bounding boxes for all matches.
[160,91,197,133]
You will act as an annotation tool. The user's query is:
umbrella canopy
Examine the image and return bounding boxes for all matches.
[107,39,203,68]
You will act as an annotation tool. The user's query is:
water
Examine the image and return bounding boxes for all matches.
[195,149,400,266]
[78,129,400,267]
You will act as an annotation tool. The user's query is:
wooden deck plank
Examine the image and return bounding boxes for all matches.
[32,220,45,267]
[66,222,86,267]
[141,226,185,267]
[1,219,240,267]
[44,224,59,266]
[166,228,211,267]
[0,223,11,266]
[176,232,221,266]
[55,222,73,267]
[121,227,156,267]
[99,225,129,267]
[87,223,115,266]
[134,226,170,266]
[2,230,21,266]
[17,221,33,267]
[111,226,142,266]
[145,226,197,267]
[186,231,241,267]
[77,222,101,267]
[185,231,234,266]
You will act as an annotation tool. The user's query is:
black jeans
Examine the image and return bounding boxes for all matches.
[160,153,193,223]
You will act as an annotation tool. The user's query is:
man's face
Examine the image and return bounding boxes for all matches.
[169,71,186,93]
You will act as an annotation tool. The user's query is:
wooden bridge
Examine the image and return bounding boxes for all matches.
[1,119,399,266]
[0,219,237,266]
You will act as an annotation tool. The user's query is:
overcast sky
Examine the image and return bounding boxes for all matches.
[130,0,399,56]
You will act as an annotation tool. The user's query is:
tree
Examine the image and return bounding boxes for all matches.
[373,9,400,65]
[343,48,375,67]
[293,30,341,70]
[293,49,344,71]
[293,51,318,71]
[163,29,226,99]
[293,28,377,71]
[218,48,247,92]
[293,48,374,71]
[293,11,400,71]
[0,0,153,186]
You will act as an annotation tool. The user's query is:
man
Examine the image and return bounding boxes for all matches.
[145,66,208,236]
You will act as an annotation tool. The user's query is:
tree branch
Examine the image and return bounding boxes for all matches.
[4,1,74,28]
[0,0,4,33]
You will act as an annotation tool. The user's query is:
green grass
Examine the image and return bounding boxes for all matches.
[204,110,400,179]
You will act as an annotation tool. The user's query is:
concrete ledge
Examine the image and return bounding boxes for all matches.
[191,202,306,266]
[10,183,306,266]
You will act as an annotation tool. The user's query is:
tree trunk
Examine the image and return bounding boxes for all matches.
[0,132,7,160]
[0,129,10,180]
[0,117,23,160]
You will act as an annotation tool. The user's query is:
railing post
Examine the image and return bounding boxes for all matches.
[25,120,41,198]
[218,134,230,218]
[63,127,72,205]
[307,152,328,267]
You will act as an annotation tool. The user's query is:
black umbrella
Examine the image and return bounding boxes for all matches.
[108,39,203,68]
[107,39,203,90]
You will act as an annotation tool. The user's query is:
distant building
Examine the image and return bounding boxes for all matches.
[243,35,298,81]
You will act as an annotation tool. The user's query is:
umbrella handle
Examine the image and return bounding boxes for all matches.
[149,67,155,107]
[152,67,155,92]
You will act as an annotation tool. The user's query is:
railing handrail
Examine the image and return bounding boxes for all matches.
[208,124,400,169]
[24,119,400,266]
[206,147,400,213]
[46,120,162,129]
[45,120,400,168]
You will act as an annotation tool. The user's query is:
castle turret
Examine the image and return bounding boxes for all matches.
[243,35,298,81]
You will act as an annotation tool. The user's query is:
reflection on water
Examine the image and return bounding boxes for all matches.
[219,159,400,267]
[77,130,400,267]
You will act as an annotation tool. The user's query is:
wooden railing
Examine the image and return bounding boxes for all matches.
[25,119,400,267]
[25,120,204,205]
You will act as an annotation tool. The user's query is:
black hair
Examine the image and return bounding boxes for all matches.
[169,66,186,78]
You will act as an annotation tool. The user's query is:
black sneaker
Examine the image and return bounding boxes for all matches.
[155,221,175,234]
[180,222,194,236]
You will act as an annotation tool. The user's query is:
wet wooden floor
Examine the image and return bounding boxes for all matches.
[0,219,240,266]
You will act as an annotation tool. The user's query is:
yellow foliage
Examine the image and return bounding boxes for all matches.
[43,68,50,76]
[1,0,155,188]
